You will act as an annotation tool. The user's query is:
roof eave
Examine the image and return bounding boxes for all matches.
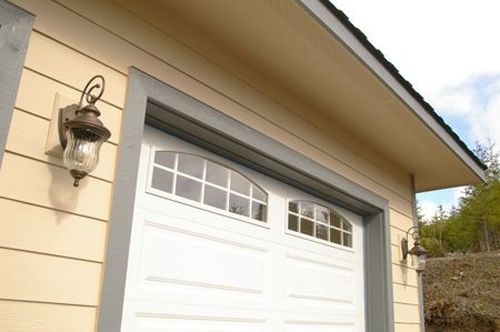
[297,0,486,187]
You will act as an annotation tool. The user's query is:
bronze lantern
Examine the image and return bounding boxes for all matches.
[59,75,111,187]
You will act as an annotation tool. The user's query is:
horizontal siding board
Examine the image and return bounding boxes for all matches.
[0,249,101,305]
[395,323,421,332]
[391,226,405,246]
[12,0,415,217]
[15,68,122,144]
[393,283,420,305]
[394,303,421,324]
[24,31,127,108]
[0,300,96,332]
[0,198,106,262]
[392,263,418,287]
[390,208,414,231]
[6,109,117,182]
[0,153,112,220]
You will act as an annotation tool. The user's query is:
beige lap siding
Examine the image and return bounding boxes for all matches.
[0,0,421,330]
[0,199,106,261]
[0,300,96,332]
[15,0,414,212]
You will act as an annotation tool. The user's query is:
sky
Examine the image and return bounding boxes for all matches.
[331,0,500,221]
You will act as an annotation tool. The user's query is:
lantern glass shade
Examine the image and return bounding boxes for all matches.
[416,254,426,273]
[63,127,106,175]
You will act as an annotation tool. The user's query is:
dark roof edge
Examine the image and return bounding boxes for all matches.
[317,0,487,171]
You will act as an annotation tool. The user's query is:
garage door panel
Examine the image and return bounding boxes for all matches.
[285,255,356,306]
[139,220,267,296]
[126,209,274,308]
[123,302,268,332]
[134,315,265,332]
[285,321,357,332]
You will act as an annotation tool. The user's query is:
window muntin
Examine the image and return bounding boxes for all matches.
[149,151,267,222]
[287,200,353,247]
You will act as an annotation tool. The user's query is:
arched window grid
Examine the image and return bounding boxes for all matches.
[148,150,268,222]
[287,200,353,248]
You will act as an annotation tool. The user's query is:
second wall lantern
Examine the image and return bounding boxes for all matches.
[59,75,111,187]
[402,226,428,275]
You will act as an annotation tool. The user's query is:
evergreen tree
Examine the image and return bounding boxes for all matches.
[455,140,500,251]
[419,140,500,254]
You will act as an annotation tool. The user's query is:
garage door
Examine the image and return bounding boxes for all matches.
[121,126,366,331]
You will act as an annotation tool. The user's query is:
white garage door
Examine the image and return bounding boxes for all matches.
[121,126,366,331]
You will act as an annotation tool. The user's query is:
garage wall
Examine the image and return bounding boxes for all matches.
[0,0,420,331]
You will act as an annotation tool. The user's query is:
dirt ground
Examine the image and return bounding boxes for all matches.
[423,251,500,331]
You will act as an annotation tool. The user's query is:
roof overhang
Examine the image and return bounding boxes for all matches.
[115,0,485,191]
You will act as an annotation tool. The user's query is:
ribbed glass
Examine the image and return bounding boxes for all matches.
[63,128,105,173]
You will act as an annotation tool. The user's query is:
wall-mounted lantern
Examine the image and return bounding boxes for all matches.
[401,226,428,275]
[59,75,111,187]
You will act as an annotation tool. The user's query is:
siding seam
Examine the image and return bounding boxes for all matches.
[0,246,102,264]
[22,66,124,110]
[32,29,126,78]
[0,196,108,223]
[392,281,419,288]
[0,297,98,308]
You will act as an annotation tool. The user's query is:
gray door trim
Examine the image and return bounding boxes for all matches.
[97,67,395,332]
[0,0,34,167]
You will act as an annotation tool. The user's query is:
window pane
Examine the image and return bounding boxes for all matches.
[206,162,228,187]
[151,167,174,193]
[252,185,266,202]
[175,175,202,202]
[251,201,267,221]
[154,151,176,169]
[204,185,227,210]
[300,202,314,219]
[229,193,250,216]
[342,219,352,233]
[343,233,352,247]
[230,171,250,195]
[330,211,341,228]
[300,218,314,236]
[288,214,298,231]
[289,201,299,213]
[178,154,204,179]
[330,228,341,244]
[316,206,329,224]
[316,224,328,241]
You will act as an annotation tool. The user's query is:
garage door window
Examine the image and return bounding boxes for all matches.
[149,151,267,222]
[288,200,352,247]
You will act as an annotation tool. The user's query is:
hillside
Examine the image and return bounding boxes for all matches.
[423,251,500,331]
